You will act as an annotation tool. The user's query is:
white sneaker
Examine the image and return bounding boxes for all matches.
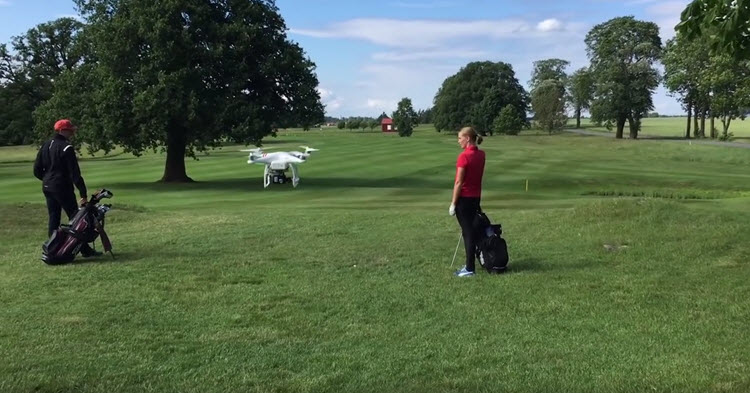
[454,267,475,277]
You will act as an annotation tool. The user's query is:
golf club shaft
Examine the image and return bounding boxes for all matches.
[450,233,462,267]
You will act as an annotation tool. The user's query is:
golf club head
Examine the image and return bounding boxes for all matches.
[94,189,113,201]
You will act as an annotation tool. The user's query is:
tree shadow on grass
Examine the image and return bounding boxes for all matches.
[110,176,451,192]
[67,248,200,265]
[67,251,130,265]
[504,257,601,274]
[82,156,140,163]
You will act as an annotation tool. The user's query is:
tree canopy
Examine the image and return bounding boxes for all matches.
[0,18,85,146]
[677,0,750,59]
[567,67,594,129]
[663,34,713,137]
[529,59,569,133]
[492,104,524,135]
[532,80,567,133]
[392,97,417,137]
[432,61,527,135]
[586,16,662,139]
[529,58,569,91]
[35,0,323,182]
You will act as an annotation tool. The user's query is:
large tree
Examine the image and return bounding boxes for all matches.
[36,0,323,182]
[532,79,567,133]
[0,18,86,146]
[663,34,712,138]
[585,17,662,139]
[703,55,750,137]
[529,59,569,133]
[433,61,528,135]
[677,0,750,60]
[567,67,594,129]
[392,97,417,137]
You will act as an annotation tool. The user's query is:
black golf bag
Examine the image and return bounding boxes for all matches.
[42,189,115,265]
[473,211,509,273]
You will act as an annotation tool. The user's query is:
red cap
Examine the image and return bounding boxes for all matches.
[54,119,77,133]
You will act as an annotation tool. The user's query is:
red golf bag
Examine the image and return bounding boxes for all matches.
[42,189,114,265]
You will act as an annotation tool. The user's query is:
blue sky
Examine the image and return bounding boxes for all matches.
[0,0,690,117]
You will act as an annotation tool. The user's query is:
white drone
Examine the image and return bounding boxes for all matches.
[240,146,320,188]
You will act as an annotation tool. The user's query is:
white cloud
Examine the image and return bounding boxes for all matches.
[327,99,343,111]
[317,87,344,111]
[303,12,684,117]
[644,0,689,40]
[291,18,582,49]
[353,62,465,114]
[354,81,377,88]
[317,87,333,100]
[365,98,398,112]
[0,0,12,6]
[310,17,592,116]
[372,49,488,62]
[537,18,563,32]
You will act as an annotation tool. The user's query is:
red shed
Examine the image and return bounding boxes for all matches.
[381,117,394,132]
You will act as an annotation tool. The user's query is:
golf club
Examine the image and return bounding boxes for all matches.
[450,232,462,267]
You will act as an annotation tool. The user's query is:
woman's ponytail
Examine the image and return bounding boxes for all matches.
[459,126,482,145]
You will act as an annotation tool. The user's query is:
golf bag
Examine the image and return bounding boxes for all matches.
[473,211,509,273]
[42,189,114,265]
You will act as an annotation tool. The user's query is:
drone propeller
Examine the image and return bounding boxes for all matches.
[299,146,319,153]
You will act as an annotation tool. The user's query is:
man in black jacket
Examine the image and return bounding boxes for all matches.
[34,119,101,257]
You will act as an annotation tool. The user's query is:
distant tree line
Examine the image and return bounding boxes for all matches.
[429,3,750,140]
[2,0,747,153]
[334,105,428,137]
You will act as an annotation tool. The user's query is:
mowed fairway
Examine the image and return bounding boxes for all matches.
[577,117,750,141]
[1,126,749,392]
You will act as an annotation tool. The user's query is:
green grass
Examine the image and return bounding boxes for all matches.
[1,125,749,392]
[575,117,750,140]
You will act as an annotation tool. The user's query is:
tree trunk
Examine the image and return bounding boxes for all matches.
[693,106,700,138]
[627,115,638,139]
[723,117,731,137]
[700,108,706,138]
[615,116,625,139]
[576,106,581,128]
[161,130,193,182]
[685,102,692,138]
[710,115,716,138]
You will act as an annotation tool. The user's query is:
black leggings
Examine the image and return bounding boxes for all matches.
[455,197,481,272]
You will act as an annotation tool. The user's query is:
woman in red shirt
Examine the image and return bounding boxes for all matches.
[450,127,485,277]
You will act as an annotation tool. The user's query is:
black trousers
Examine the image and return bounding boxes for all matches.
[455,197,481,272]
[44,191,93,253]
